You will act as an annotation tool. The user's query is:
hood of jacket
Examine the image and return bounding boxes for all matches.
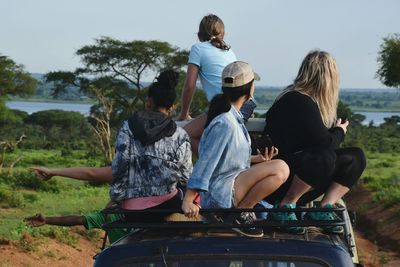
[127,110,177,145]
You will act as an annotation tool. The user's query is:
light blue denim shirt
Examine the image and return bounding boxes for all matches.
[187,106,251,208]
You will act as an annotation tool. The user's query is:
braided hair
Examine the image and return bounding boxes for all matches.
[197,14,231,51]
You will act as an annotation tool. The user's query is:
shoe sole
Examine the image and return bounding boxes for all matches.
[322,228,344,235]
[277,227,306,235]
[232,227,264,238]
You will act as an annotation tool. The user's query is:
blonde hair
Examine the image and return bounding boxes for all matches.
[278,50,340,127]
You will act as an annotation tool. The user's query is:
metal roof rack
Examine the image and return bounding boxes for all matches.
[100,205,355,257]
[101,206,346,229]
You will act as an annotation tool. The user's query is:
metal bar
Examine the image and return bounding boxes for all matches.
[101,207,346,214]
[102,219,347,230]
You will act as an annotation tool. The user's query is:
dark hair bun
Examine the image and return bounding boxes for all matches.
[156,70,179,89]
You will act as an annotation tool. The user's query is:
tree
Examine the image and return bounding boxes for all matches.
[0,54,36,97]
[0,134,26,173]
[25,109,88,133]
[0,55,36,170]
[376,34,400,88]
[0,54,37,124]
[45,37,189,164]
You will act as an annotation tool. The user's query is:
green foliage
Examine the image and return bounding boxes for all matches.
[377,33,400,88]
[0,109,96,151]
[16,238,39,253]
[0,173,108,241]
[360,152,400,207]
[75,228,102,243]
[24,109,87,132]
[0,54,37,97]
[44,38,190,164]
[40,227,79,247]
[46,37,189,114]
[0,184,25,208]
[366,173,400,207]
[0,171,60,193]
[0,98,30,125]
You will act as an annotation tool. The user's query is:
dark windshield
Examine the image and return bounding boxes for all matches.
[119,259,326,267]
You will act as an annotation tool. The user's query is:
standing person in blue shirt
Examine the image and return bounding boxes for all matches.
[181,61,289,237]
[177,14,256,153]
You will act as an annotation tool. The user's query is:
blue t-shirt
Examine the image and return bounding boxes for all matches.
[188,42,237,101]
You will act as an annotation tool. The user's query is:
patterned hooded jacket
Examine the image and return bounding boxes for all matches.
[110,111,192,202]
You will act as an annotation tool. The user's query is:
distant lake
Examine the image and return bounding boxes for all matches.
[6,101,91,115]
[254,109,400,126]
[6,101,400,126]
[359,111,400,125]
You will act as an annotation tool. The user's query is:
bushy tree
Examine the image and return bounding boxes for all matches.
[0,54,36,124]
[0,54,36,170]
[45,37,190,164]
[25,109,88,133]
[377,34,400,88]
[0,54,36,97]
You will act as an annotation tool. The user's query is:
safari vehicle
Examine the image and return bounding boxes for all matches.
[93,119,363,267]
[94,203,361,267]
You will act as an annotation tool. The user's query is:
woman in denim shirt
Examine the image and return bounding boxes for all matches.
[182,61,289,237]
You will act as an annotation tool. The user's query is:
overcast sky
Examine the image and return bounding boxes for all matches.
[1,0,399,88]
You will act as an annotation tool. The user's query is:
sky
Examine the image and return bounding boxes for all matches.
[1,0,399,88]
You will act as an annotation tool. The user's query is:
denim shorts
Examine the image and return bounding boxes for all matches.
[231,178,238,208]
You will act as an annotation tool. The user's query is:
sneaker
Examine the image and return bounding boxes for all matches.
[232,212,264,237]
[305,203,344,234]
[269,203,305,234]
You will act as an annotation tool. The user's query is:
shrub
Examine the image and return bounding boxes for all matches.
[22,192,39,203]
[0,184,25,208]
[0,171,60,193]
[41,227,78,247]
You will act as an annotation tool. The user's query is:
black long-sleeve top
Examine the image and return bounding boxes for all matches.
[264,91,344,156]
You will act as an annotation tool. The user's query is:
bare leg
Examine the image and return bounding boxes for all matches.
[279,175,312,207]
[319,182,349,207]
[183,113,207,155]
[234,159,289,208]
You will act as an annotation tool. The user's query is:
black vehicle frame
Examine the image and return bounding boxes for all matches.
[94,204,363,267]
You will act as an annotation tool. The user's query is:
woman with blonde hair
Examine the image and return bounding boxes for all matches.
[264,50,366,234]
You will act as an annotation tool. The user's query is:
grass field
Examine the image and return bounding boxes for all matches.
[360,152,400,208]
[0,149,106,242]
[0,149,399,243]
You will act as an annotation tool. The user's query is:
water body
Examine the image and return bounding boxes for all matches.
[7,101,400,126]
[359,111,400,125]
[6,101,91,115]
[254,109,400,126]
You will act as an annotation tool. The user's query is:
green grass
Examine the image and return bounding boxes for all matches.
[1,148,399,243]
[0,149,107,241]
[360,152,400,207]
[0,180,108,241]
[5,149,102,169]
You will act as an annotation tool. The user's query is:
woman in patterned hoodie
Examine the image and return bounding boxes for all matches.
[110,70,193,221]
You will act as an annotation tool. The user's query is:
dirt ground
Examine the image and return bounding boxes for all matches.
[1,231,399,267]
[346,185,400,267]
[0,232,98,267]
